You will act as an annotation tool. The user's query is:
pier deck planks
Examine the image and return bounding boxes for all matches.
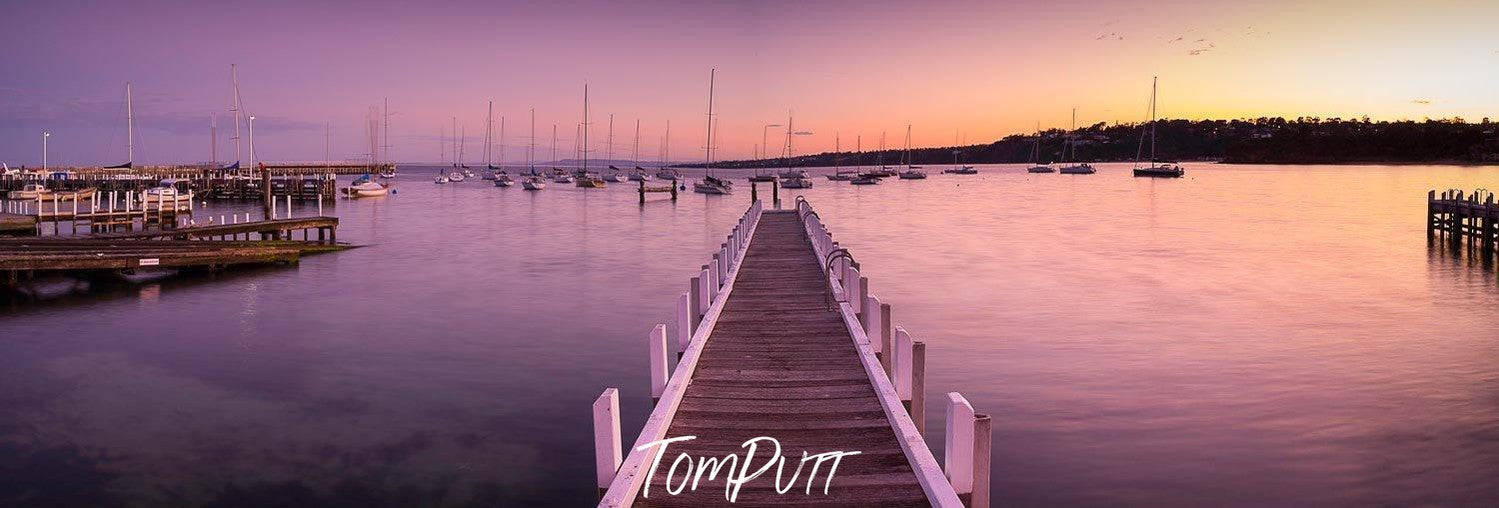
[634,211,928,507]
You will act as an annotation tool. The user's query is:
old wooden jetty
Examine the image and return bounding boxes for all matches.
[593,199,991,507]
[1428,189,1499,254]
[1,216,345,292]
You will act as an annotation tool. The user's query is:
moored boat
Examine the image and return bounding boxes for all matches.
[1132,77,1186,179]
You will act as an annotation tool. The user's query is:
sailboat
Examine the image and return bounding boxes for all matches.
[447,118,467,182]
[943,130,978,174]
[828,135,859,180]
[343,109,391,197]
[897,125,927,179]
[655,120,679,181]
[692,69,733,195]
[1026,122,1054,173]
[601,115,628,182]
[492,109,514,186]
[576,88,607,189]
[548,124,574,183]
[482,102,499,180]
[1057,108,1096,174]
[779,116,812,188]
[1133,77,1185,178]
[521,109,546,190]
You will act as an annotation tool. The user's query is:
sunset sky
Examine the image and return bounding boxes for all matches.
[1,0,1496,166]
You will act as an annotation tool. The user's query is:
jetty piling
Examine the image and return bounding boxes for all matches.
[1428,189,1499,255]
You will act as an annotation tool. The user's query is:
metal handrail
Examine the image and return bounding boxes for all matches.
[824,248,859,311]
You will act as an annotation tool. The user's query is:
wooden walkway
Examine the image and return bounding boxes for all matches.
[595,200,981,507]
[1429,189,1498,254]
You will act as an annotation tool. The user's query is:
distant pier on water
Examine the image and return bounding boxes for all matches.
[1429,189,1499,256]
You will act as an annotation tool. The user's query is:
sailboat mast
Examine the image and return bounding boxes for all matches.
[632,118,640,164]
[904,124,912,169]
[485,101,493,166]
[606,114,614,166]
[499,116,506,168]
[856,135,861,172]
[210,113,217,167]
[126,82,134,164]
[834,132,840,172]
[664,120,671,166]
[528,109,536,170]
[230,64,242,164]
[581,85,589,172]
[382,98,389,165]
[551,124,557,166]
[703,69,715,172]
[783,112,793,171]
[1149,76,1158,162]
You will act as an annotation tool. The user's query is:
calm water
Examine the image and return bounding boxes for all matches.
[2,163,1498,507]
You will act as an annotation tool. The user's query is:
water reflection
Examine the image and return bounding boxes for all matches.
[2,163,1498,506]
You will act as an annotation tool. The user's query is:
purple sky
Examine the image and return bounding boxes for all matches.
[3,0,1497,166]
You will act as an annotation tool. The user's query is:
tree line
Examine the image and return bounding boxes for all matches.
[705,117,1499,168]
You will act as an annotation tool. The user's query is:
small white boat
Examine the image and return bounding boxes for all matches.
[379,168,397,178]
[778,169,808,179]
[448,171,467,182]
[826,171,856,181]
[142,186,193,211]
[1026,164,1055,173]
[7,183,49,199]
[781,176,813,188]
[693,175,733,195]
[943,165,978,175]
[851,175,880,185]
[434,172,450,184]
[655,168,679,180]
[603,166,628,182]
[628,167,652,181]
[898,169,927,179]
[342,177,390,198]
[521,176,546,190]
[1058,163,1095,174]
[493,173,516,187]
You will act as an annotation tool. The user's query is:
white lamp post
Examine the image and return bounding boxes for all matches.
[42,132,50,171]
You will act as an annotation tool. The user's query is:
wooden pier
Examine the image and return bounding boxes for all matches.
[1,216,346,293]
[1428,189,1499,255]
[593,199,989,507]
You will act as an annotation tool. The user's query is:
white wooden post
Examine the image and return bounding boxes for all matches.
[676,291,693,352]
[689,276,703,327]
[593,388,622,492]
[864,294,882,353]
[712,253,723,287]
[285,195,292,218]
[895,327,914,400]
[912,341,927,436]
[880,301,893,377]
[649,324,669,400]
[700,267,715,308]
[946,392,976,497]
[317,195,324,216]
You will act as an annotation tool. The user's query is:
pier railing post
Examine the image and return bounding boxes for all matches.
[912,341,927,436]
[649,324,669,401]
[677,292,693,353]
[973,413,992,508]
[895,327,914,400]
[945,393,976,500]
[702,265,716,304]
[880,301,893,377]
[864,294,884,357]
[689,276,703,330]
[593,388,622,495]
[698,268,713,312]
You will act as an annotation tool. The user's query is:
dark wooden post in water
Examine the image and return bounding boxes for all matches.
[637,179,645,205]
[261,170,273,221]
[750,180,758,201]
[771,178,780,204]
